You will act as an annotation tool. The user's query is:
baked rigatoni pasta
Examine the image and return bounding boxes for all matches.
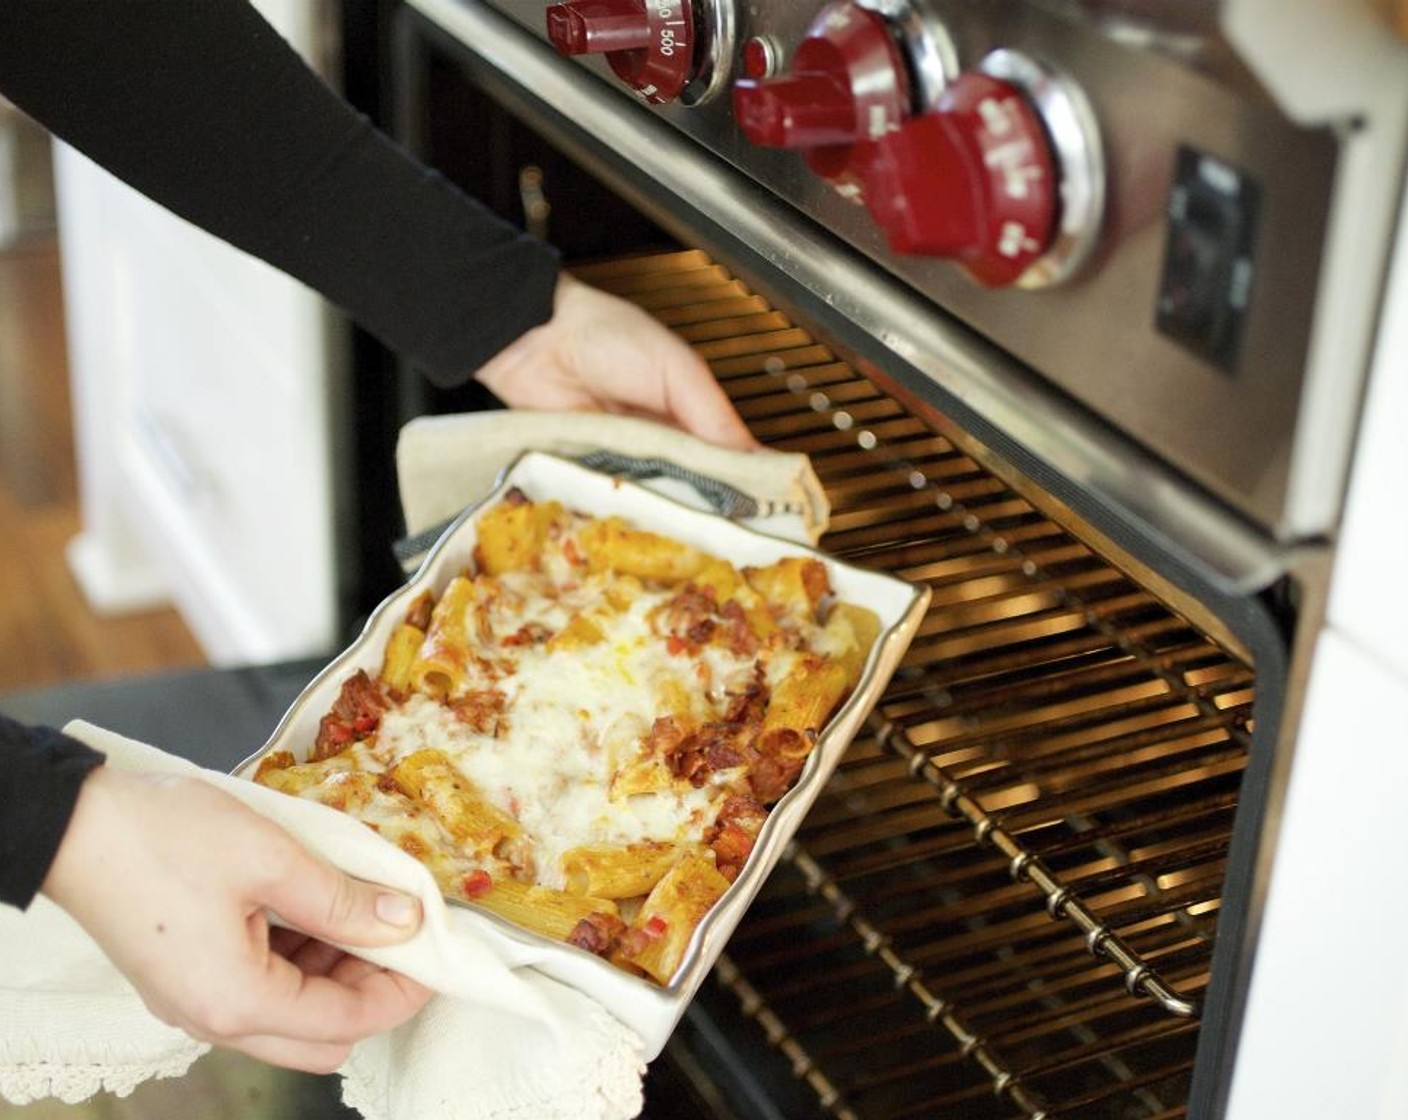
[250,486,881,985]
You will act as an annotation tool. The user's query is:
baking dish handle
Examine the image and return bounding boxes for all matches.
[393,450,785,573]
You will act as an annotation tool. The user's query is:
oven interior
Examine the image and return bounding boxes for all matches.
[363,24,1295,1120]
[584,249,1262,1120]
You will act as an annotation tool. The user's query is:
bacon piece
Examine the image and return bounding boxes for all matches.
[721,669,769,727]
[666,722,751,787]
[313,670,389,759]
[647,715,690,758]
[710,825,755,881]
[450,688,507,734]
[656,586,719,656]
[615,915,669,960]
[704,737,745,775]
[709,795,768,881]
[716,600,760,658]
[567,911,626,957]
[749,753,805,804]
[716,794,767,836]
[659,669,771,786]
[502,622,553,647]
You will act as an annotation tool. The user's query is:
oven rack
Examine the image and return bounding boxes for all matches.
[702,764,1204,1119]
[576,250,1252,1118]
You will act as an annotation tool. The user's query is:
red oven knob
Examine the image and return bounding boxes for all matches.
[546,0,696,104]
[732,1,911,182]
[857,70,1058,287]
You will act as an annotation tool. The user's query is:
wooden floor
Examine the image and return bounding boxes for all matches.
[0,230,207,696]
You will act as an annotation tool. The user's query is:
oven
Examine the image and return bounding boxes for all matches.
[362,2,1408,1116]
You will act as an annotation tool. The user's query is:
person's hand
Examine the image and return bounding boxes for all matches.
[474,272,759,450]
[42,766,432,1074]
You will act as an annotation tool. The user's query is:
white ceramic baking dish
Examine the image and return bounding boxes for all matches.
[235,449,930,1057]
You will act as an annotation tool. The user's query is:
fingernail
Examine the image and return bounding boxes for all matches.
[375,891,419,927]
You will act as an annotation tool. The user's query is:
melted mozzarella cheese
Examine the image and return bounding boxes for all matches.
[375,574,747,890]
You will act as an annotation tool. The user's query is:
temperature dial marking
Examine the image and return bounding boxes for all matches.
[856,71,1059,286]
[732,0,911,185]
[546,0,697,104]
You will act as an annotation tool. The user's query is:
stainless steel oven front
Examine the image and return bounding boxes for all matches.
[381,2,1408,1117]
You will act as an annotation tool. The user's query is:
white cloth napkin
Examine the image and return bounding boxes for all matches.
[0,411,830,1117]
[0,724,646,1117]
[0,882,207,1104]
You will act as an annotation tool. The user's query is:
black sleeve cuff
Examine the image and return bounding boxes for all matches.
[0,0,562,387]
[0,715,106,910]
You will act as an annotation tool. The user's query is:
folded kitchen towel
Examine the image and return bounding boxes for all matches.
[393,410,830,572]
[0,723,646,1118]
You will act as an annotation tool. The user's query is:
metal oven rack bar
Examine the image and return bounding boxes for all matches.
[577,250,1251,1119]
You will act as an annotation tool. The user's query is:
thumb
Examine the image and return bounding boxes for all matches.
[666,363,759,451]
[261,849,424,948]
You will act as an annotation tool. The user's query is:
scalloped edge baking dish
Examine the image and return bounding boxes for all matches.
[234,450,930,1057]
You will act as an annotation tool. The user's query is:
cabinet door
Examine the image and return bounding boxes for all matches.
[58,0,346,664]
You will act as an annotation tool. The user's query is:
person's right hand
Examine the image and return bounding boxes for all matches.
[474,272,759,451]
[42,766,432,1073]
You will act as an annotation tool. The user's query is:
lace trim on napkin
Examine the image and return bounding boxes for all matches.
[0,1036,206,1104]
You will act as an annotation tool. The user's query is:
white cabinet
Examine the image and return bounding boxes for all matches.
[56,0,348,665]
[1226,172,1408,1120]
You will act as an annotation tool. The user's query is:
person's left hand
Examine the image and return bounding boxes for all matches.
[474,273,759,450]
[43,766,432,1074]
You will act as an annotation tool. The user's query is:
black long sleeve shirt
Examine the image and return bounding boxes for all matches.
[0,0,562,907]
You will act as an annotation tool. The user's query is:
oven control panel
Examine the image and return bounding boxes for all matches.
[731,2,1101,290]
[543,0,1105,288]
[428,0,1349,538]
